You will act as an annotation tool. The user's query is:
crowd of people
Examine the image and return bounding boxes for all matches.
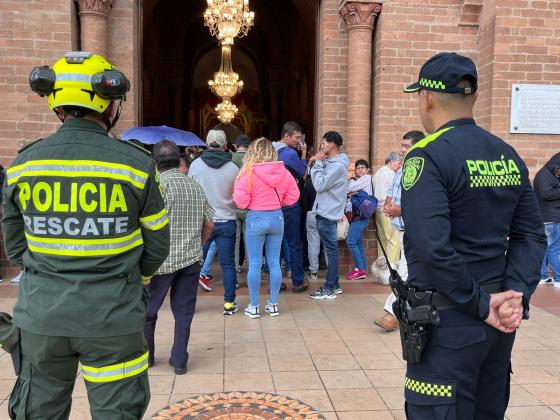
[170,121,420,314]
[0,50,555,419]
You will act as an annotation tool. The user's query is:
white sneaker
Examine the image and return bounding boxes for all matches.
[539,277,553,285]
[11,271,23,284]
[554,282,560,289]
[265,303,279,317]
[244,305,260,319]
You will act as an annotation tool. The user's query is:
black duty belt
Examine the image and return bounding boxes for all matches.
[410,282,503,311]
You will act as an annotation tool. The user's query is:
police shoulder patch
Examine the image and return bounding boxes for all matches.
[402,157,424,190]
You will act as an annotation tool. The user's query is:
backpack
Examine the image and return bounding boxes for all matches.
[278,147,304,193]
[351,190,378,218]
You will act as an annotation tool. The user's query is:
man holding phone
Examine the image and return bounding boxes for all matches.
[273,121,310,293]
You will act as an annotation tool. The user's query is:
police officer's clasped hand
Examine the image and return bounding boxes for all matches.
[497,295,523,328]
[485,290,524,333]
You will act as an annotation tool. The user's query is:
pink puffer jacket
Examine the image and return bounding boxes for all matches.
[234,161,300,210]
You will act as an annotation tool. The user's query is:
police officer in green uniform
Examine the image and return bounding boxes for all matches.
[399,53,547,419]
[2,52,170,419]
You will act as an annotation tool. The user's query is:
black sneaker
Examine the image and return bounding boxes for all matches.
[333,286,343,295]
[223,302,239,315]
[292,278,310,293]
[309,287,337,300]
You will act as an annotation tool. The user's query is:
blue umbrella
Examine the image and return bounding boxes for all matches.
[121,125,206,147]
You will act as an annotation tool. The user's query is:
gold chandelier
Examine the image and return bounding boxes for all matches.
[215,98,238,123]
[203,0,255,46]
[208,45,244,99]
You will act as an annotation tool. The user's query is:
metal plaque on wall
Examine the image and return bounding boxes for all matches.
[510,84,560,135]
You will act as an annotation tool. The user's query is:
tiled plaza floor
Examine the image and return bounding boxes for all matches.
[0,276,558,419]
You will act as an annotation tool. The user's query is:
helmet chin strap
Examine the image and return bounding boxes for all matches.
[103,100,123,132]
[54,107,65,123]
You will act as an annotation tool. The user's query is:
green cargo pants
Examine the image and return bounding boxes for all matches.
[8,330,150,420]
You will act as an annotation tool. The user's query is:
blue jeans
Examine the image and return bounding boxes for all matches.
[205,220,237,302]
[316,214,339,290]
[542,223,560,282]
[282,237,291,268]
[346,217,369,271]
[200,240,217,276]
[246,210,284,307]
[282,203,304,286]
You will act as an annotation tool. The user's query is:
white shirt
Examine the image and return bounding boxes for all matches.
[372,165,396,208]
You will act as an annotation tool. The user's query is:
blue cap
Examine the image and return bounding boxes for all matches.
[404,52,478,95]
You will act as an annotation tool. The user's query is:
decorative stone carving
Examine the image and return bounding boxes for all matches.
[75,0,114,17]
[340,2,382,30]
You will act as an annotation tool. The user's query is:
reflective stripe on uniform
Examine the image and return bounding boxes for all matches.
[25,228,143,257]
[7,160,149,189]
[81,351,149,383]
[405,376,454,398]
[139,208,169,231]
[408,127,454,153]
[55,73,92,83]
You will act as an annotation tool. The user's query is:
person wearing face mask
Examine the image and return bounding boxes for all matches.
[308,131,350,300]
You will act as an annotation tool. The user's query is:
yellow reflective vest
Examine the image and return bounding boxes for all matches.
[2,118,170,337]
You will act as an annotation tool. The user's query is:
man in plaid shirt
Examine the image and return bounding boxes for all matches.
[374,130,424,331]
[144,140,214,375]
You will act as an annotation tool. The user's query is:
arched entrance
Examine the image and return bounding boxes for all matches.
[140,0,317,144]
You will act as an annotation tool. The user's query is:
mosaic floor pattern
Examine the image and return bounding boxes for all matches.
[151,391,325,419]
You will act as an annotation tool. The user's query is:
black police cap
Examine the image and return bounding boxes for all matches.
[404,52,478,95]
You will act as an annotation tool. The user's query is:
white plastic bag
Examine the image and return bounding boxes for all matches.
[337,215,350,240]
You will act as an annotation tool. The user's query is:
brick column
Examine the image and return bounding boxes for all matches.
[340,2,381,164]
[75,0,114,56]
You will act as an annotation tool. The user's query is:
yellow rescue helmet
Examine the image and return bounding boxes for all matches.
[29,51,129,113]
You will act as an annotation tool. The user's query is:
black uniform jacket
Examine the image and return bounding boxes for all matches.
[401,118,546,320]
[533,152,560,223]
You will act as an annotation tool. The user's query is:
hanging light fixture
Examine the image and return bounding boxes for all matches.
[203,0,255,46]
[215,98,238,123]
[208,45,244,99]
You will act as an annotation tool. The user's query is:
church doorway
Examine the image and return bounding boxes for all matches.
[140,0,317,145]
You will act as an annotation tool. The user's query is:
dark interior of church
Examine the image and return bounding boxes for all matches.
[141,0,317,144]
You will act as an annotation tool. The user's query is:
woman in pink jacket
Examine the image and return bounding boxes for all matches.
[234,138,300,318]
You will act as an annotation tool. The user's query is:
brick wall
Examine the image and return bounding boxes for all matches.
[0,0,558,277]
[372,0,479,168]
[316,0,348,145]
[0,0,72,275]
[0,0,72,167]
[107,0,137,133]
[482,0,560,174]
[371,0,560,174]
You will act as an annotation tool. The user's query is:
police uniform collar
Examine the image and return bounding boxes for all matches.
[58,117,109,135]
[438,118,475,132]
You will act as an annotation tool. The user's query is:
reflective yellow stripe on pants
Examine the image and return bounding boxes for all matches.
[81,351,149,383]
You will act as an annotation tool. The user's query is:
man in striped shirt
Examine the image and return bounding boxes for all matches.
[144,139,214,375]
